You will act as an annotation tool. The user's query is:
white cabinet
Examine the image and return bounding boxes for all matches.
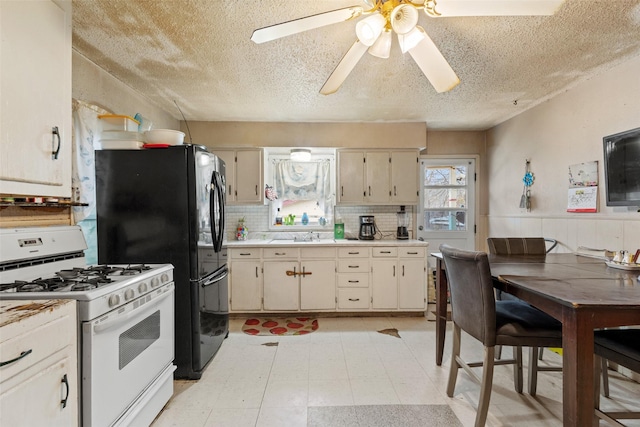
[229,248,262,311]
[300,248,336,311]
[337,150,418,205]
[0,0,72,197]
[371,248,398,309]
[371,247,427,310]
[0,300,77,426]
[227,242,427,313]
[398,247,427,310]
[336,247,370,310]
[213,149,263,204]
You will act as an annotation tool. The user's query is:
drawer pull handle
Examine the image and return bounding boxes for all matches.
[0,349,32,367]
[61,374,69,409]
[380,251,391,254]
[275,252,286,256]
[239,253,251,256]
[348,298,360,301]
[407,252,418,255]
[348,265,359,268]
[348,280,359,283]
[348,251,360,255]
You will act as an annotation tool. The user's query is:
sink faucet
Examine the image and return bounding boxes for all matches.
[294,232,320,242]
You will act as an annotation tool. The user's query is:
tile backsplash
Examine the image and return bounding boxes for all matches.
[225,205,414,240]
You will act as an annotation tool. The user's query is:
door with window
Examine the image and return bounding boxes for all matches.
[417,158,476,268]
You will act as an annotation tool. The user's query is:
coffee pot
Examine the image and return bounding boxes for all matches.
[358,215,375,240]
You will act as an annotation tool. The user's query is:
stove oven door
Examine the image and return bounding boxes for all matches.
[82,283,175,427]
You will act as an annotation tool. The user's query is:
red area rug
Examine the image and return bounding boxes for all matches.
[242,317,318,336]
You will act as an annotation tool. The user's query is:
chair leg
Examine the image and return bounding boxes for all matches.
[447,324,462,397]
[512,346,523,393]
[495,344,503,360]
[475,346,496,427]
[594,354,602,412]
[538,346,544,360]
[529,347,539,396]
[601,358,610,398]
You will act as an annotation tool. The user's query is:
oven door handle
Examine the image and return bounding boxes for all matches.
[93,286,173,334]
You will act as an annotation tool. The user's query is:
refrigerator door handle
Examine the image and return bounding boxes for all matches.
[201,267,229,288]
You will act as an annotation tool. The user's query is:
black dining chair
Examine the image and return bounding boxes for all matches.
[486,236,562,396]
[440,244,562,427]
[594,328,640,425]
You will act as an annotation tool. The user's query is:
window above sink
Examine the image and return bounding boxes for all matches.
[264,148,336,232]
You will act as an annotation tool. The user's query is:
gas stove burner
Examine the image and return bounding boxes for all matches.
[71,282,97,291]
[85,265,124,276]
[19,282,47,292]
[120,264,151,275]
[56,268,84,280]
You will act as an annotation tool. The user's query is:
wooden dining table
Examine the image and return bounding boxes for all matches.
[432,252,640,426]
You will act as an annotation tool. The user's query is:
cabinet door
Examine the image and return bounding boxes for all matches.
[213,150,236,202]
[230,261,262,311]
[398,259,426,309]
[0,356,77,427]
[300,260,336,310]
[365,151,391,203]
[0,0,72,197]
[371,260,398,309]
[235,150,262,203]
[337,151,364,203]
[263,261,299,310]
[391,151,419,204]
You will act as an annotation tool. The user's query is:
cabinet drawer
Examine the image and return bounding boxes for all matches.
[338,289,369,309]
[372,247,398,257]
[338,260,369,273]
[337,247,369,258]
[300,247,336,258]
[337,273,369,288]
[263,248,299,259]
[229,248,261,259]
[0,302,75,381]
[399,247,426,257]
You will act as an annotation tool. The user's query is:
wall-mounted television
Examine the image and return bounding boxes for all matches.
[603,127,640,207]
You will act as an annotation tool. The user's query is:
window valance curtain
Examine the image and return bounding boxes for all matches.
[274,159,330,202]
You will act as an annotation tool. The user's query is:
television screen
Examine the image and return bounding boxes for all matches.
[603,127,640,207]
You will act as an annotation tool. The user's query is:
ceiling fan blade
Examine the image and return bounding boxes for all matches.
[426,0,565,17]
[408,27,460,93]
[251,6,364,44]
[320,40,368,95]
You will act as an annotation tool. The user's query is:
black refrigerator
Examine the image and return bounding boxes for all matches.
[96,144,228,380]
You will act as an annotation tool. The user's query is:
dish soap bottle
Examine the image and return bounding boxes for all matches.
[301,212,309,225]
[275,208,283,226]
[334,216,344,239]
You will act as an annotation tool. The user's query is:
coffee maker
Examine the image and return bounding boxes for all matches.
[396,206,409,240]
[358,215,375,240]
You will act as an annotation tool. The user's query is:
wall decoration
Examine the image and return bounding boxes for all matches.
[567,161,598,212]
[519,159,534,212]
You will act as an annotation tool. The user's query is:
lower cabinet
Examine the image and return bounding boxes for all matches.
[230,260,262,311]
[228,243,427,313]
[0,300,78,427]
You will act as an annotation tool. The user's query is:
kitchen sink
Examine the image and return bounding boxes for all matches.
[268,239,335,245]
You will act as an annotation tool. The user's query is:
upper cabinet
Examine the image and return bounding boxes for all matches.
[212,148,263,205]
[0,0,72,198]
[337,149,418,205]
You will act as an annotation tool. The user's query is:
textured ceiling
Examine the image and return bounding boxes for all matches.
[72,0,640,130]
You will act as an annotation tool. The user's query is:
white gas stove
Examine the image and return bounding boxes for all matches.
[0,226,175,427]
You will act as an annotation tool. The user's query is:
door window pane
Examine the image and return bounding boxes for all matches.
[423,188,467,209]
[424,211,467,231]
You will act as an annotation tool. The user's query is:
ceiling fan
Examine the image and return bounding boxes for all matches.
[251,0,565,95]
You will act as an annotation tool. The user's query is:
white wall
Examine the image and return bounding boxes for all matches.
[487,55,640,252]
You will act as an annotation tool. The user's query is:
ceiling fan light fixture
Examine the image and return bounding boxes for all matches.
[398,25,426,53]
[290,148,312,162]
[355,12,386,46]
[368,29,392,58]
[390,4,419,35]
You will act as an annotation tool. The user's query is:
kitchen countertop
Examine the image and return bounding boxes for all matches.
[225,239,428,248]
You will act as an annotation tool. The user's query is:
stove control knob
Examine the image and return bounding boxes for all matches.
[124,289,135,301]
[138,282,148,293]
[108,294,121,307]
[161,273,169,283]
[151,277,160,288]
